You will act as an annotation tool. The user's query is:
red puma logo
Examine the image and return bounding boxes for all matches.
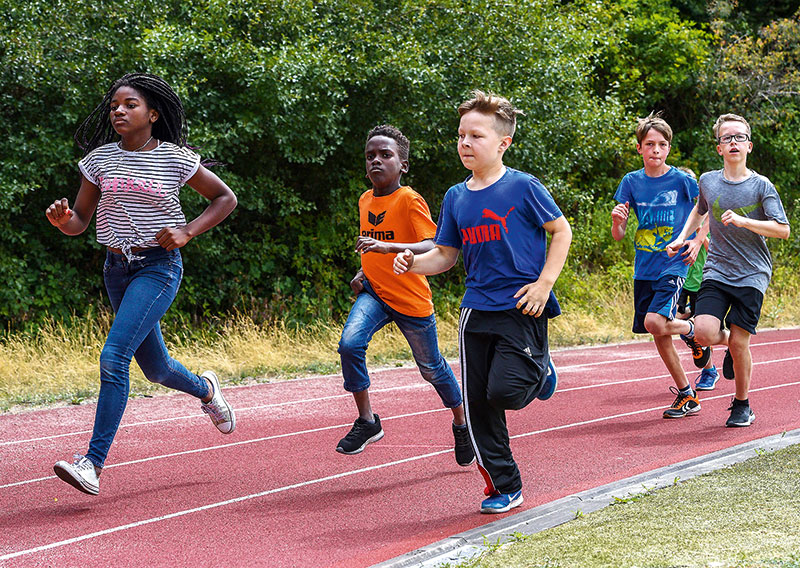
[482,207,514,233]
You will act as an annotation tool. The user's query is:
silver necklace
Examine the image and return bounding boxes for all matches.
[119,136,153,152]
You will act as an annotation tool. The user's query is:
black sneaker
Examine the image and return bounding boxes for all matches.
[336,415,384,454]
[452,423,476,467]
[726,400,755,427]
[662,386,701,419]
[680,333,712,368]
[723,349,735,380]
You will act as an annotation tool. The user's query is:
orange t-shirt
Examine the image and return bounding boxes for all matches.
[359,186,437,317]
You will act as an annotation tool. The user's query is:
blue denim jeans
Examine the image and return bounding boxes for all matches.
[338,281,462,408]
[86,248,209,468]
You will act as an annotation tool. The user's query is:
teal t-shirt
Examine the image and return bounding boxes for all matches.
[614,166,699,280]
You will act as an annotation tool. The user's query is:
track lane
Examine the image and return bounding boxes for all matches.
[1,328,798,566]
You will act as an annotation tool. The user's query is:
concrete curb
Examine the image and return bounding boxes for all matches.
[372,428,800,568]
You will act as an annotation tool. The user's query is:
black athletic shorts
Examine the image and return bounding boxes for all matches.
[695,279,763,335]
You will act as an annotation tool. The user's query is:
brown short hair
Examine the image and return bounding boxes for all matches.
[636,111,673,144]
[713,113,751,139]
[458,90,524,137]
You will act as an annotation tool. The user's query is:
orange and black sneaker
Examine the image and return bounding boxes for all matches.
[663,386,701,419]
[680,321,711,368]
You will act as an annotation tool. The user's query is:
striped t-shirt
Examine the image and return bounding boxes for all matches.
[78,141,201,254]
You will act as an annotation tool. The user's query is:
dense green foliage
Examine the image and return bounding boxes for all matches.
[1,0,798,329]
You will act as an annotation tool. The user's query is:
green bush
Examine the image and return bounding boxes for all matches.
[1,0,797,330]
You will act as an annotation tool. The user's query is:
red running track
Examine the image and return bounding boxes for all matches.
[1,328,799,567]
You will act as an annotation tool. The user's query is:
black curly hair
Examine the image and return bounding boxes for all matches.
[366,124,410,162]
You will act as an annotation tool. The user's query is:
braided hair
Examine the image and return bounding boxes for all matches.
[75,73,188,155]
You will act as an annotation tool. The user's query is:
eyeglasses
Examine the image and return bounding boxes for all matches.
[717,133,751,144]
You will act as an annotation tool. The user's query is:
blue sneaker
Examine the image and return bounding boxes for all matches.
[694,366,720,391]
[537,359,558,401]
[481,490,524,514]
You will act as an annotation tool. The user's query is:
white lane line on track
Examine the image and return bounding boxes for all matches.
[4,378,800,563]
[0,384,430,448]
[0,406,446,490]
[3,355,800,490]
[4,337,795,448]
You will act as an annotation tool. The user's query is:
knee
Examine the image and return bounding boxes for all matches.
[487,387,525,411]
[643,314,665,336]
[136,359,170,385]
[338,334,365,360]
[99,345,129,383]
[693,323,716,347]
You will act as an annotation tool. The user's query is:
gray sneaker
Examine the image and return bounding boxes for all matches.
[201,370,236,434]
[54,454,100,495]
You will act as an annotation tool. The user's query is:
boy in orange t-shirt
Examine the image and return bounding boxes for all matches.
[336,125,474,467]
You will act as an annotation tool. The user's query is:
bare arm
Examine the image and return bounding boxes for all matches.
[666,205,707,257]
[45,174,102,235]
[514,215,572,316]
[720,212,790,239]
[611,201,630,241]
[156,165,238,250]
[356,237,434,255]
[393,244,459,276]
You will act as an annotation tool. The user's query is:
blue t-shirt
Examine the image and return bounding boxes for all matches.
[435,167,563,314]
[614,166,698,280]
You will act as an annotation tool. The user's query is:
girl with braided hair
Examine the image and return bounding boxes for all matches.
[45,73,238,495]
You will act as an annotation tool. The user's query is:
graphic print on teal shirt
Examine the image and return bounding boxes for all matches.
[614,167,698,280]
[633,190,677,253]
[711,196,760,222]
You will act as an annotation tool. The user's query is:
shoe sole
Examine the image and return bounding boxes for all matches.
[53,462,99,495]
[202,371,236,434]
[695,378,719,391]
[723,350,735,380]
[336,429,384,455]
[457,455,477,467]
[662,405,701,419]
[537,361,558,401]
[726,412,755,428]
[693,350,711,368]
[481,494,524,514]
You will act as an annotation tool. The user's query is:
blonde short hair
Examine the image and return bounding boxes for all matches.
[458,90,524,137]
[636,111,673,144]
[713,113,751,139]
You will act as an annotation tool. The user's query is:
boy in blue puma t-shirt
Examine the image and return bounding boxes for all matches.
[394,90,572,514]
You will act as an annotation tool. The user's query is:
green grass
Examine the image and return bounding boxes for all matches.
[443,445,800,568]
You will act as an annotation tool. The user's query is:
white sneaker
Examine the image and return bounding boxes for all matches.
[200,370,236,434]
[54,454,100,495]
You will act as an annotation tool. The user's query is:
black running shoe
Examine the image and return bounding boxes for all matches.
[726,400,755,427]
[723,349,735,380]
[663,386,701,419]
[680,333,712,368]
[336,415,384,454]
[452,423,476,467]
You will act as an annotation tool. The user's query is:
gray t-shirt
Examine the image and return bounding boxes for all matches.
[697,169,789,293]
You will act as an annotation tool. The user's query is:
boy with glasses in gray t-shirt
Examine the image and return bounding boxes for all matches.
[667,113,790,427]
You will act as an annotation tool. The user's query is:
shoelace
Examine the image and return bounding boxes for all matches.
[453,426,470,444]
[345,420,375,441]
[202,402,228,423]
[668,386,693,408]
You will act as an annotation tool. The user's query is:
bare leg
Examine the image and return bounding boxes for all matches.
[450,404,466,426]
[353,389,374,422]
[728,325,753,400]
[652,334,690,390]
